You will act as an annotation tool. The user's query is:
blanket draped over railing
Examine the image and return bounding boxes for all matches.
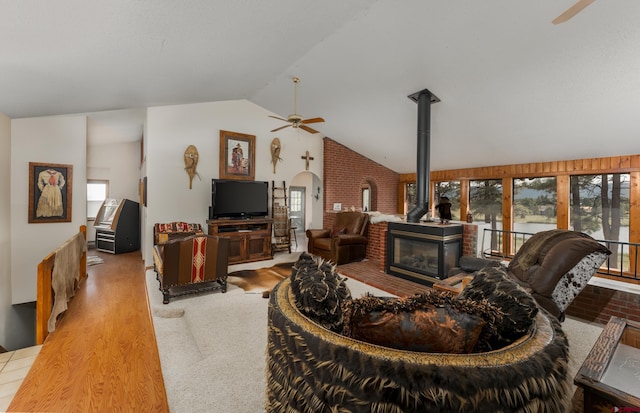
[36,225,87,344]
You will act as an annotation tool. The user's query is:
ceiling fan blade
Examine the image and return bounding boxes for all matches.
[552,0,595,24]
[301,117,325,124]
[299,125,320,134]
[269,115,289,122]
[271,124,292,133]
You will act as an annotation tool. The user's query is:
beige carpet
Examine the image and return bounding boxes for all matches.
[227,262,293,294]
[146,252,603,413]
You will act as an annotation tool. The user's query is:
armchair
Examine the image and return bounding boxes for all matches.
[306,211,369,265]
[153,234,230,304]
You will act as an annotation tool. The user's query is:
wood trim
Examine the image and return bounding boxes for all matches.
[35,225,87,345]
[399,154,640,275]
[557,175,570,229]
[422,154,640,182]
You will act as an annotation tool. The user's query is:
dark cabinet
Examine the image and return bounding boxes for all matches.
[94,198,140,254]
[207,218,273,264]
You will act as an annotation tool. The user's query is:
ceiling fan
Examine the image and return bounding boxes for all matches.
[552,0,595,24]
[269,76,324,134]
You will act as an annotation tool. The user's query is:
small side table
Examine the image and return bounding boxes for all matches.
[574,316,640,412]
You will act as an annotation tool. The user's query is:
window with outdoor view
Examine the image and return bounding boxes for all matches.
[434,181,460,221]
[469,179,502,229]
[513,177,557,233]
[570,173,630,272]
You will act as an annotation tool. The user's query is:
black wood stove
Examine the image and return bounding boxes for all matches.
[386,221,462,286]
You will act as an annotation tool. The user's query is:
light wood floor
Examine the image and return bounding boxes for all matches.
[7,250,169,413]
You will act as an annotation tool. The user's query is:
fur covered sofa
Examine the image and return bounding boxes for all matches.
[266,253,571,412]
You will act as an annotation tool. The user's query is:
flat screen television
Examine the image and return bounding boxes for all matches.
[211,179,269,219]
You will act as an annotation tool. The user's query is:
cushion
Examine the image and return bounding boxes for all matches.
[342,291,500,353]
[458,265,538,351]
[331,226,346,236]
[290,252,352,332]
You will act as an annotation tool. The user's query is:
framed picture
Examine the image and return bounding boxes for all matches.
[28,162,73,223]
[219,130,256,180]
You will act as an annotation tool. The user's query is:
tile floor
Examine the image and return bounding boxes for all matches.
[0,345,42,412]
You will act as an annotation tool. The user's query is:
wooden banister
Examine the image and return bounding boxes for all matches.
[35,225,87,345]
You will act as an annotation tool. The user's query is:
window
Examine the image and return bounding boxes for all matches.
[469,180,501,227]
[87,180,109,220]
[570,174,630,272]
[434,181,460,220]
[362,184,371,212]
[513,177,557,232]
[405,182,416,215]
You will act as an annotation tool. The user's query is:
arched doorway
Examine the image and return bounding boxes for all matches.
[290,171,322,251]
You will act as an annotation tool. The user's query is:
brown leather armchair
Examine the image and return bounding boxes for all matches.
[306,212,369,265]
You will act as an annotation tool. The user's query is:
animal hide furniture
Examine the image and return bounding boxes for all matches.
[266,268,572,412]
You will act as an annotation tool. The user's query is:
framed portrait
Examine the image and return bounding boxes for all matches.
[219,130,256,180]
[28,162,73,223]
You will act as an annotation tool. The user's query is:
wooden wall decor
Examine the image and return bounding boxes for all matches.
[270,138,282,174]
[184,145,200,189]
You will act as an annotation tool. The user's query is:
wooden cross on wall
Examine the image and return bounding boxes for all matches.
[301,150,314,170]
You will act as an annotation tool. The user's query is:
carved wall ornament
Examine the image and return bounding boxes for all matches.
[184,145,200,189]
[270,138,282,174]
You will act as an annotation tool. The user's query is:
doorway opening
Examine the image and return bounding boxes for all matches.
[290,186,305,251]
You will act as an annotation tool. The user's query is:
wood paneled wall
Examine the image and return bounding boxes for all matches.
[399,154,640,245]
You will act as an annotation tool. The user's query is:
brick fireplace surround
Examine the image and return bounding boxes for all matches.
[360,221,640,325]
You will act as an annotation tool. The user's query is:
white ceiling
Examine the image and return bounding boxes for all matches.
[3,1,639,173]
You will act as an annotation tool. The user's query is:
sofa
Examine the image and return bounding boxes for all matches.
[152,222,229,304]
[451,229,611,320]
[305,211,369,265]
[266,252,571,412]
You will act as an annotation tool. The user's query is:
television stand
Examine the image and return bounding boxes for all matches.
[207,218,273,264]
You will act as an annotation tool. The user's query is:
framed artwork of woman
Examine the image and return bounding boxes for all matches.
[28,162,73,223]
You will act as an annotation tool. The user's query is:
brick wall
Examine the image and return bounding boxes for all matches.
[462,224,477,257]
[567,284,640,324]
[322,137,398,226]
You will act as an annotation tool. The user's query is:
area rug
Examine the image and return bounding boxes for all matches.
[86,255,104,266]
[227,262,294,295]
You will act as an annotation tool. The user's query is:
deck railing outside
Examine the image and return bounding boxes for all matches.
[481,228,640,282]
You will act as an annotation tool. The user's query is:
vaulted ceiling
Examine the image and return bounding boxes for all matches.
[3,1,639,173]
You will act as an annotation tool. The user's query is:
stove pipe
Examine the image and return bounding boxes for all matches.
[406,88,440,223]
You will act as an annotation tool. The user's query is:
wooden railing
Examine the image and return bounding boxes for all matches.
[35,225,87,344]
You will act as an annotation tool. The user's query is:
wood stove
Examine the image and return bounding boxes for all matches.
[386,221,462,286]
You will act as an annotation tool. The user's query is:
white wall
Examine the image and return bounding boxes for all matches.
[0,112,12,348]
[86,140,141,243]
[144,99,323,265]
[10,115,87,304]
